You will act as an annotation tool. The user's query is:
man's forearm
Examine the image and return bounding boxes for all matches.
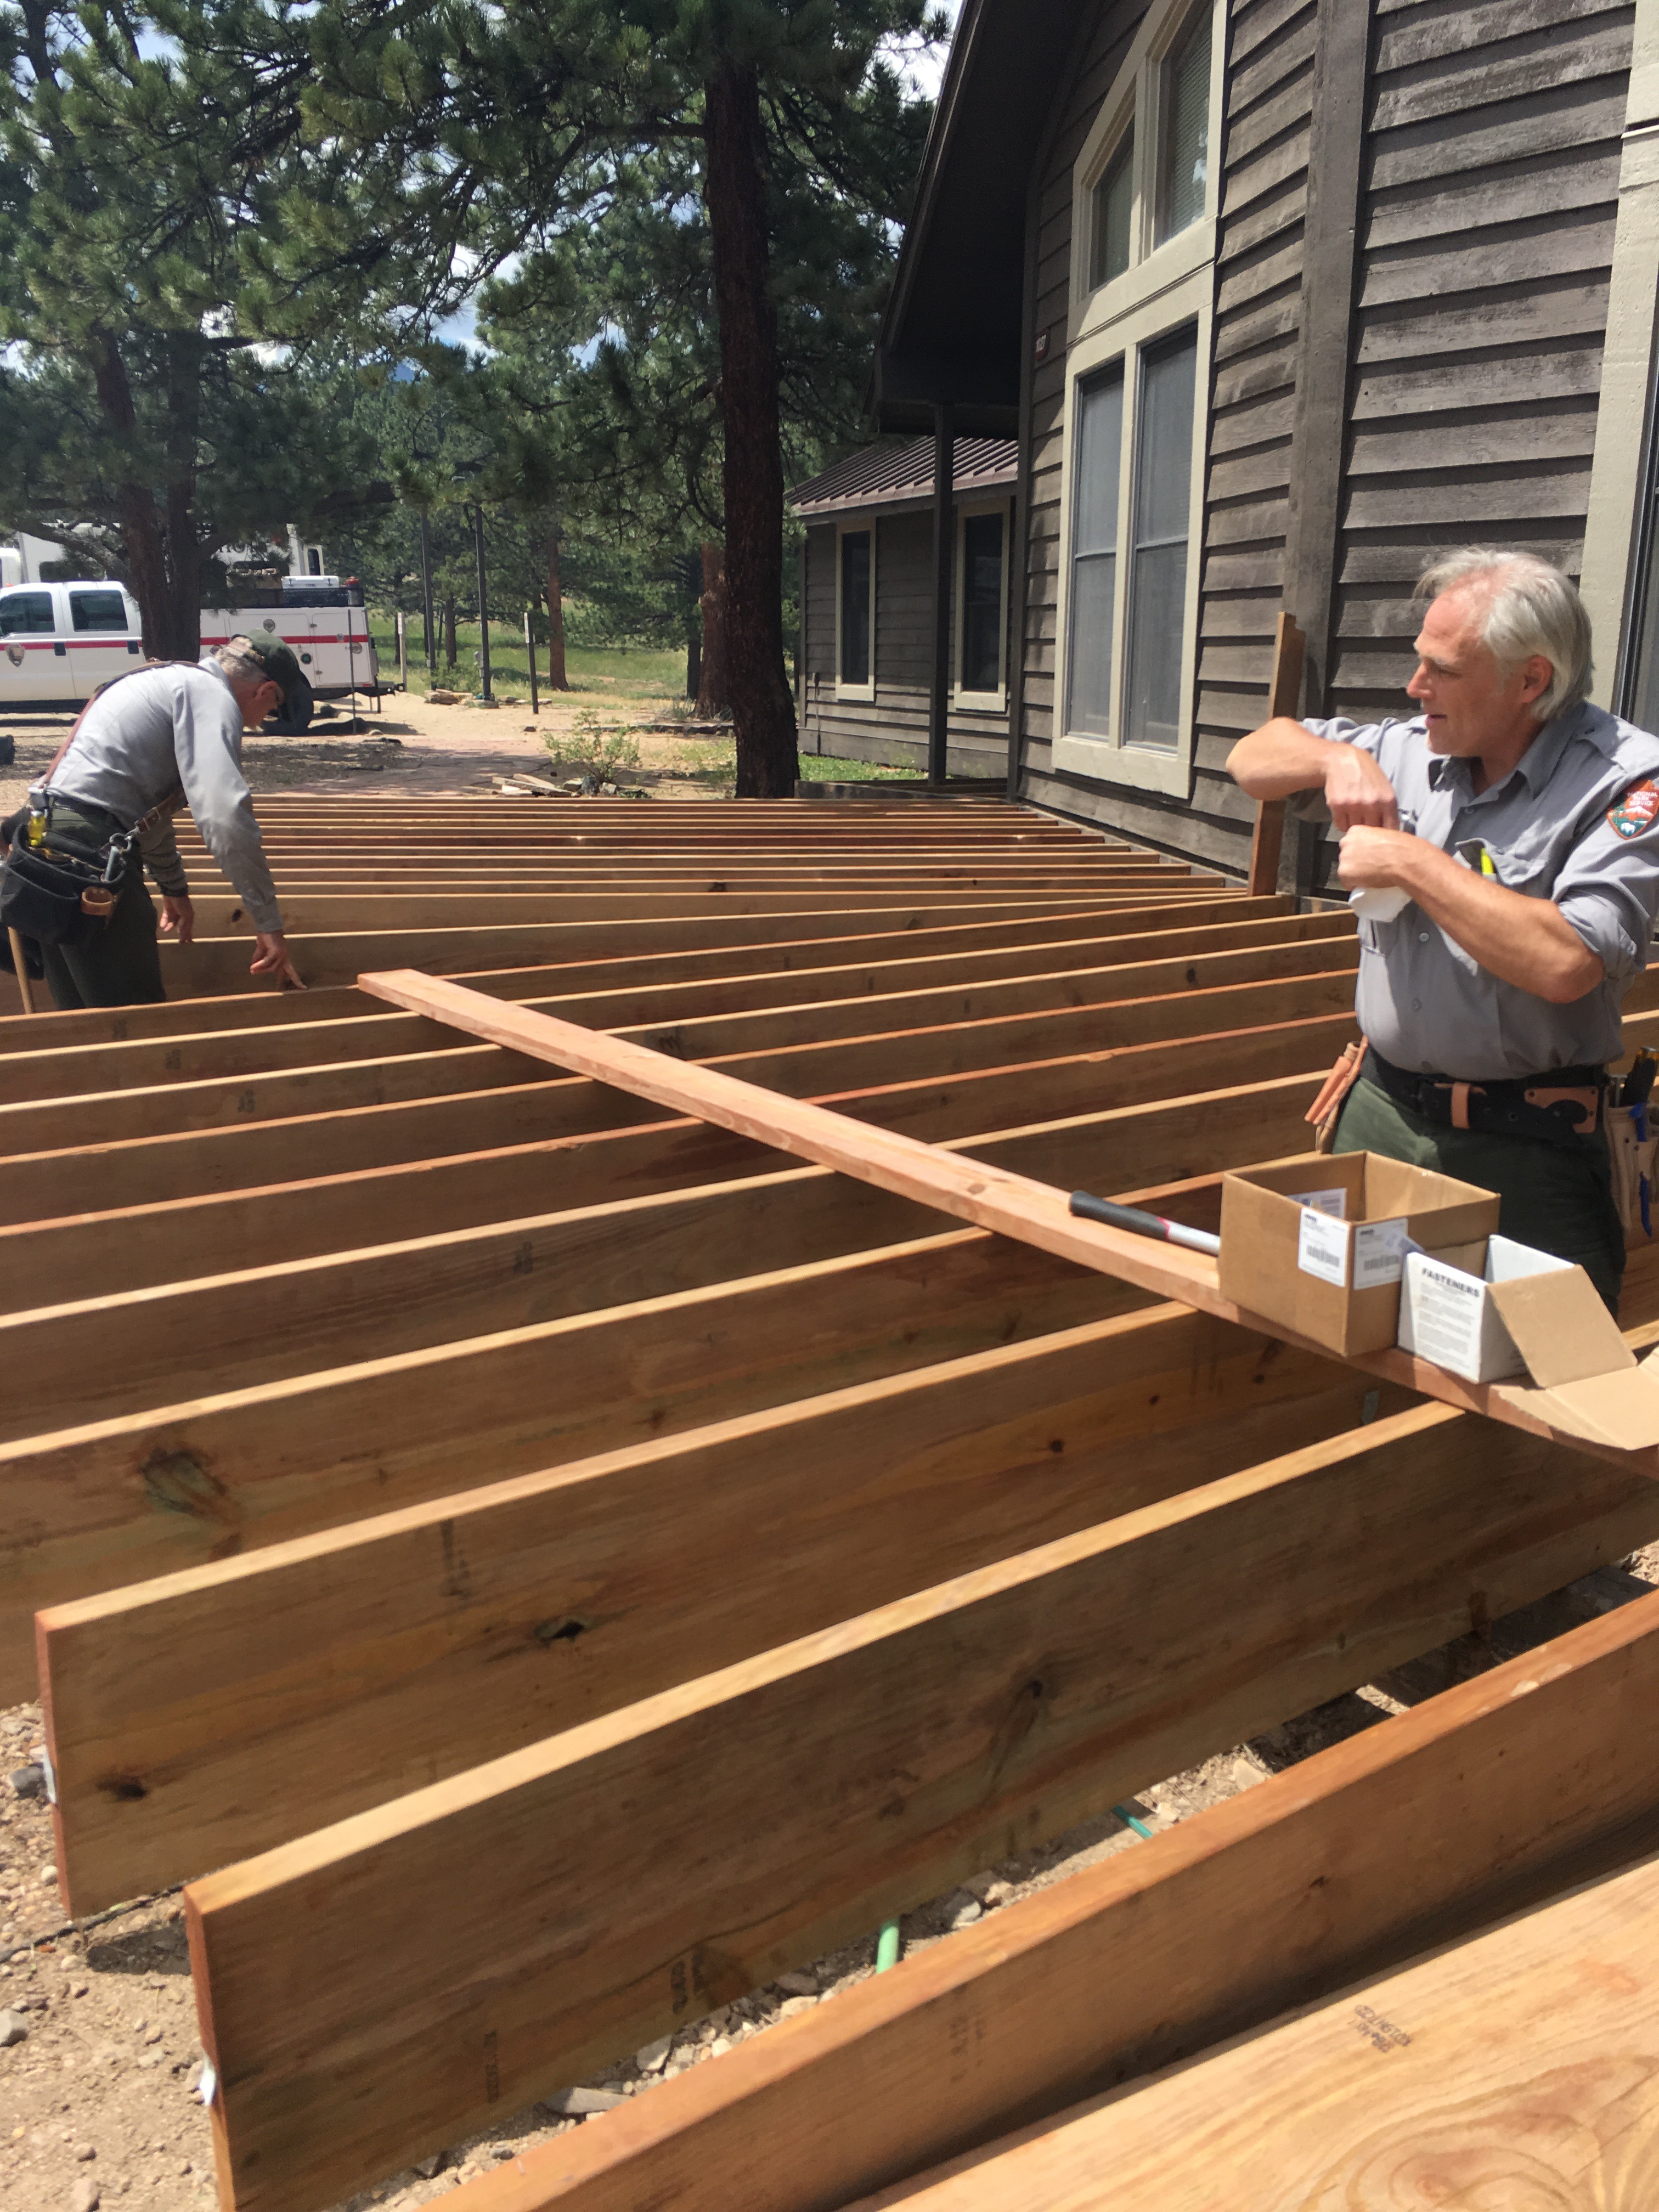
[1397,844,1603,1005]
[1224,716,1335,798]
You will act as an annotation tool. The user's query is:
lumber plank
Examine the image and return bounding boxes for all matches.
[43,1302,1412,1911]
[0,966,1357,1149]
[0,1011,1359,1222]
[0,897,1296,1054]
[184,1404,1659,2212]
[359,975,1659,1475]
[0,929,1359,1105]
[162,893,1232,995]
[0,1095,1335,1695]
[0,1064,1319,1315]
[853,1852,1659,2209]
[435,1587,1659,2212]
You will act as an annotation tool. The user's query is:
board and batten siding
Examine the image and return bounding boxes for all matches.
[798,514,1012,776]
[1016,0,1313,874]
[1327,0,1633,777]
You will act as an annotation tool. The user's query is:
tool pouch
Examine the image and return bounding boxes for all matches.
[1306,1040,1367,1155]
[1608,1107,1658,1239]
[0,815,123,955]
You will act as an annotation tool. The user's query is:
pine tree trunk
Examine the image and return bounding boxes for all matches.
[544,529,569,690]
[443,597,457,668]
[703,60,799,797]
[696,541,730,718]
[92,334,184,659]
[161,332,204,661]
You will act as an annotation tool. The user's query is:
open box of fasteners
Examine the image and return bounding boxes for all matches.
[1399,1233,1659,1449]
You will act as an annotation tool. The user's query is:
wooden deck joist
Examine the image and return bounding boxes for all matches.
[183,1400,1652,2212]
[5,797,1653,2212]
[442,1587,1659,2212]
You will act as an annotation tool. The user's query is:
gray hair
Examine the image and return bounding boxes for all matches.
[1415,548,1593,722]
[214,638,270,689]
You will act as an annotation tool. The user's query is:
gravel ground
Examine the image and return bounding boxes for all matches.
[5,1544,1656,2210]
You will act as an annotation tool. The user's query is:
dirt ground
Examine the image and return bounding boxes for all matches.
[5,1545,1656,2211]
[0,685,746,820]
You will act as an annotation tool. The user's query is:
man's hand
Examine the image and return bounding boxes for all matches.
[1323,748,1399,833]
[250,930,305,990]
[159,894,195,945]
[1226,716,1399,828]
[1335,825,1417,891]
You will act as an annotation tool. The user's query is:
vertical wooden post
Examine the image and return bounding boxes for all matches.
[1247,613,1307,896]
[396,611,408,694]
[929,405,954,787]
[7,930,37,1015]
[524,608,539,716]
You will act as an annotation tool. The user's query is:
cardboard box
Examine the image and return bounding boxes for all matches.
[1217,1152,1500,1357]
[1397,1235,1572,1383]
[1399,1233,1659,1451]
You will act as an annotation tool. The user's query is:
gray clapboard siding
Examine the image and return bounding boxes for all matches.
[1325,0,1634,733]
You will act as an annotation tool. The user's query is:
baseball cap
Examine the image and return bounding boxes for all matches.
[232,635,302,701]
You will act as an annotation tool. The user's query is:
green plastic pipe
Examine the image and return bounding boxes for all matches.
[872,1809,1148,1977]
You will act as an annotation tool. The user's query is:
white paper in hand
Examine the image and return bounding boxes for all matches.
[1339,829,1412,922]
[1348,883,1412,922]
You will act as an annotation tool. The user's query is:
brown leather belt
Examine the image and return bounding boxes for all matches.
[1367,1046,1606,1148]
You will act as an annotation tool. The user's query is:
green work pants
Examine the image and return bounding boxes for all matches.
[1333,1072,1625,1314]
[37,804,166,1011]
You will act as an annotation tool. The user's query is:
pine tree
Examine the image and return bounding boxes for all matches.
[0,0,435,654]
[306,0,942,793]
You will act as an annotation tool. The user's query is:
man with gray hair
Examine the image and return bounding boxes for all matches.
[1227,547,1659,1310]
[16,634,305,1007]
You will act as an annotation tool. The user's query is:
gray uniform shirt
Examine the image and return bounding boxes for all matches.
[42,661,283,934]
[1304,703,1659,1080]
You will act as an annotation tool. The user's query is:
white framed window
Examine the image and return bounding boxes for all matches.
[1071,0,1222,341]
[1054,0,1223,795]
[835,521,876,701]
[954,500,1011,712]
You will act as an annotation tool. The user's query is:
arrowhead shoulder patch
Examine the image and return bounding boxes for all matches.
[1609,778,1659,839]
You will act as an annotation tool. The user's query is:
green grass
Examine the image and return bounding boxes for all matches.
[798,755,917,782]
[370,614,685,703]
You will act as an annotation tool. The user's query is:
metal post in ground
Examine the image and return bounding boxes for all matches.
[473,504,492,702]
[524,608,539,715]
[418,510,436,670]
[396,611,408,694]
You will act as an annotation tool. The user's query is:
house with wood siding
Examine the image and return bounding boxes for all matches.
[849,0,1659,889]
[789,437,1017,777]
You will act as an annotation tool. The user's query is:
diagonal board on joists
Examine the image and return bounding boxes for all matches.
[360,970,1659,1477]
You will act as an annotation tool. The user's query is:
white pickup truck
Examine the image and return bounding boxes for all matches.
[0,577,381,722]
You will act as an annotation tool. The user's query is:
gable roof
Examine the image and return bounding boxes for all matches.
[870,0,1085,436]
[788,437,1019,518]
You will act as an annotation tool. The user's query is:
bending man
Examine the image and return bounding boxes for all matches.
[28,635,303,1007]
[1227,549,1659,1312]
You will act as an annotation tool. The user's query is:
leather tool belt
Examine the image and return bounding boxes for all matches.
[1367,1045,1606,1149]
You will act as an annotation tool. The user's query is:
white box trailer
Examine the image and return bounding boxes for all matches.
[0,578,381,715]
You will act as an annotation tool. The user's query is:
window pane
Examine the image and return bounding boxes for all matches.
[71,589,127,633]
[1132,323,1194,747]
[0,591,54,635]
[1156,3,1211,248]
[1090,131,1135,290]
[839,531,871,686]
[1068,370,1125,735]
[1071,368,1124,556]
[1067,554,1118,736]
[960,512,1004,695]
[1124,326,1198,750]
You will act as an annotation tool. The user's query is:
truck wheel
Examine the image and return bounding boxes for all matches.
[267,674,313,736]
